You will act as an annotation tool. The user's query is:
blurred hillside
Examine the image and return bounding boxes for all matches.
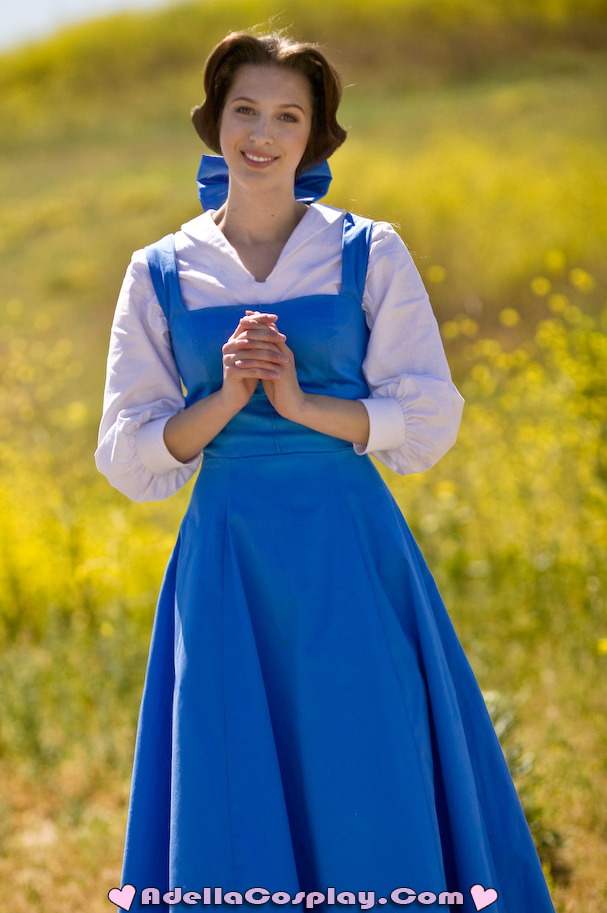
[1,0,606,409]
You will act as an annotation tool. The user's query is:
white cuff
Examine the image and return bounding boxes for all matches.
[353,396,407,456]
[135,416,202,474]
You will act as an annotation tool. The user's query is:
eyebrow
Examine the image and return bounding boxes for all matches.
[231,96,306,113]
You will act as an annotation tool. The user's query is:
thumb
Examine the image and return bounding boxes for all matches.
[245,309,277,320]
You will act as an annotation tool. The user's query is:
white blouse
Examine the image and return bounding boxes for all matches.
[95,202,464,502]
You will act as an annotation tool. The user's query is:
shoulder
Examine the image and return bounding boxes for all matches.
[112,245,169,337]
[361,218,421,286]
[305,205,414,261]
[368,219,413,262]
[119,246,155,299]
[337,210,416,266]
[358,218,429,320]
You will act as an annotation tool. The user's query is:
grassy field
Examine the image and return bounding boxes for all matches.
[0,0,606,910]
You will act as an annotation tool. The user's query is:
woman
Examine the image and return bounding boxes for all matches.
[96,31,555,913]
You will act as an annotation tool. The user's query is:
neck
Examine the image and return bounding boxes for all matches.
[213,183,308,245]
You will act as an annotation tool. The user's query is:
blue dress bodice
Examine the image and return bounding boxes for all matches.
[145,212,373,458]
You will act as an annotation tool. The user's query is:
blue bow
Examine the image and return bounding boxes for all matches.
[196,154,332,210]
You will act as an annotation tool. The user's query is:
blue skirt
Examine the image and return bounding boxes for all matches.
[118,446,555,913]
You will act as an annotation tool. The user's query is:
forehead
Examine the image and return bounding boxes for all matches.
[226,63,312,107]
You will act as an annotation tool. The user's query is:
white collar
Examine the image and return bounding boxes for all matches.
[179,202,344,254]
[175,202,345,283]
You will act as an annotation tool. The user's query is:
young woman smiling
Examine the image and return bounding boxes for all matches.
[97,29,556,913]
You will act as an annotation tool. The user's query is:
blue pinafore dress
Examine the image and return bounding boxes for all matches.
[117,213,555,913]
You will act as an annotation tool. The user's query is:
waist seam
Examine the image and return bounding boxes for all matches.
[202,446,355,460]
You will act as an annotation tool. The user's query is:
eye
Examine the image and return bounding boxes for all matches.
[235,105,255,115]
[279,113,298,123]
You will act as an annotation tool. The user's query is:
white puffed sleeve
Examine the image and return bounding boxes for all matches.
[94,250,202,502]
[354,222,464,475]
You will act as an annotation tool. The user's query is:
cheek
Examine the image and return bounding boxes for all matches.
[301,116,313,148]
[218,111,238,150]
[293,120,312,150]
[218,115,230,147]
[298,128,313,161]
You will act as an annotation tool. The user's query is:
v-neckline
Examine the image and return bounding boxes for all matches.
[207,204,313,284]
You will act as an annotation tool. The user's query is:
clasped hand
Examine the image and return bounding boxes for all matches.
[220,310,306,420]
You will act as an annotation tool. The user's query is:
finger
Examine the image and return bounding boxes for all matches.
[235,324,284,337]
[244,335,290,360]
[225,349,283,367]
[233,358,283,372]
[230,313,277,339]
[233,317,284,332]
[233,328,287,346]
[227,350,284,369]
[225,360,281,379]
[226,336,284,359]
[239,322,285,340]
[240,312,279,326]
[225,335,287,357]
[232,338,289,358]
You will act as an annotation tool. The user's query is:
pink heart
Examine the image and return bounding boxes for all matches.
[470,883,498,911]
[108,884,137,911]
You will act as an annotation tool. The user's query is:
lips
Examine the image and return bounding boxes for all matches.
[241,150,277,167]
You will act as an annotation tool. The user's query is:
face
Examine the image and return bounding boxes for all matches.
[219,63,313,198]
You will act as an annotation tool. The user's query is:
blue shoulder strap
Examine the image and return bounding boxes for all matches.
[145,233,184,322]
[145,216,374,316]
[341,212,374,301]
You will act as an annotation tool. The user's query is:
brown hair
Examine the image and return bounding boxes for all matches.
[191,31,347,176]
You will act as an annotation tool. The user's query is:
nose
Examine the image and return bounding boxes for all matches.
[249,115,274,146]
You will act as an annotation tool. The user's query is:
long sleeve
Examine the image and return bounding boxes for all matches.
[94,251,202,502]
[354,222,464,475]
[95,208,463,499]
